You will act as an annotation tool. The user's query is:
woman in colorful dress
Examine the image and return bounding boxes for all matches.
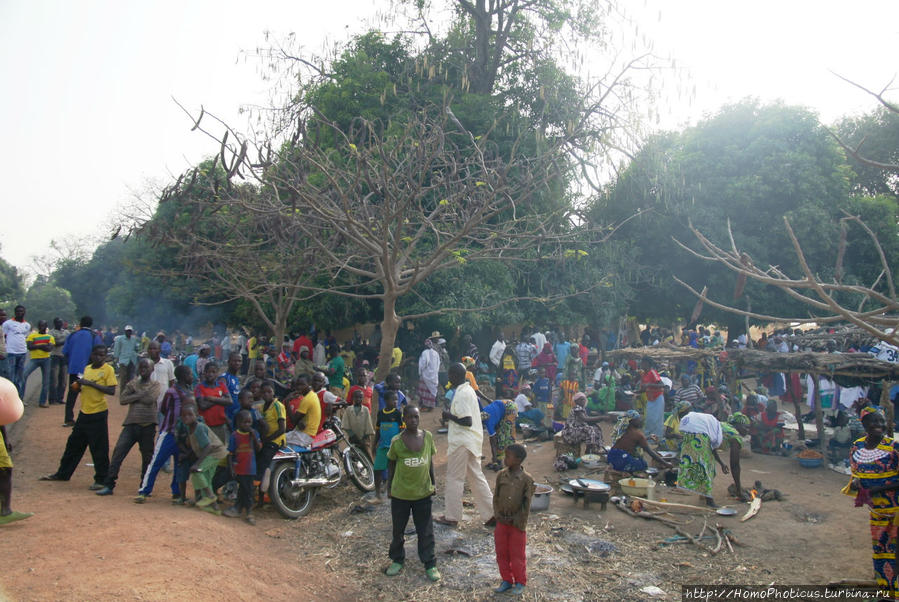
[677,411,728,507]
[556,392,604,459]
[844,407,899,596]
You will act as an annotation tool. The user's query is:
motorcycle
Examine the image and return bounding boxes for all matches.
[268,403,375,519]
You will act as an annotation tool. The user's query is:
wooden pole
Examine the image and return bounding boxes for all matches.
[794,372,806,441]
[883,381,895,437]
[813,373,826,450]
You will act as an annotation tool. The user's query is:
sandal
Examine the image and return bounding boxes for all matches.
[434,515,458,527]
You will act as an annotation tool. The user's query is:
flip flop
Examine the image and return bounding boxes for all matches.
[0,511,33,525]
[434,516,458,527]
[196,496,216,508]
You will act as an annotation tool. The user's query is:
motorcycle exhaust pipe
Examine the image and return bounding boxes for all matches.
[290,477,334,488]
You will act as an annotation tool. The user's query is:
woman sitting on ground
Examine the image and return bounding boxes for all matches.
[609,414,673,473]
[558,393,604,454]
[751,398,784,454]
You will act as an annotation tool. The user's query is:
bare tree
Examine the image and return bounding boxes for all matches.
[828,74,899,173]
[152,101,630,380]
[673,215,899,347]
[138,167,321,343]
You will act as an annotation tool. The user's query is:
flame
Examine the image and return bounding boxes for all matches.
[749,489,758,500]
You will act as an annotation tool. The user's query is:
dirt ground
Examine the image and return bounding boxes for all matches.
[0,372,874,601]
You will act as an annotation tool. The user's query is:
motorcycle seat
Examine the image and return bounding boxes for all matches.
[287,444,310,453]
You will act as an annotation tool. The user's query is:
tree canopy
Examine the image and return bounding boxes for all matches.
[597,100,899,333]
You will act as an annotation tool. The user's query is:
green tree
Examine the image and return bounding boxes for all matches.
[597,100,896,334]
[835,105,899,198]
[22,281,77,323]
[0,248,24,307]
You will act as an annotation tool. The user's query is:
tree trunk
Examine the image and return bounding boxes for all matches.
[374,294,402,383]
[272,307,288,353]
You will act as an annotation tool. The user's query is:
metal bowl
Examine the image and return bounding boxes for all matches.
[716,507,738,516]
[658,451,677,460]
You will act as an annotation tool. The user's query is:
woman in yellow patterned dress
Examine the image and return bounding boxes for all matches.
[845,407,899,596]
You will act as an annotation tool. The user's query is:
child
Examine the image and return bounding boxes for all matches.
[258,382,286,496]
[385,405,440,582]
[224,409,262,524]
[492,443,535,595]
[343,387,375,458]
[194,361,232,447]
[232,389,268,435]
[0,377,32,524]
[372,390,402,501]
[181,404,228,512]
[495,401,517,464]
[532,367,552,425]
[40,345,117,489]
[481,399,506,471]
[559,368,580,420]
[134,364,194,504]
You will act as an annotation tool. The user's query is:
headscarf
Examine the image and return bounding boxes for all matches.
[675,400,692,414]
[461,356,475,369]
[860,406,882,421]
[504,400,517,415]
[572,392,587,406]
[728,412,750,426]
[626,409,640,420]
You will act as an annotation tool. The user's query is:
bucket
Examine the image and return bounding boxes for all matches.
[531,483,553,511]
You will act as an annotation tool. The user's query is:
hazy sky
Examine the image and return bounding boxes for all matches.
[1,0,897,273]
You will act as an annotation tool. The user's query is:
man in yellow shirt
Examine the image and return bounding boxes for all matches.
[285,374,321,448]
[247,334,259,377]
[23,320,54,408]
[40,345,117,490]
[391,346,403,370]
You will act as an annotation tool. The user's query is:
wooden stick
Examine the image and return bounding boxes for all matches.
[631,497,717,514]
[724,529,735,555]
[674,526,718,555]
[614,500,683,527]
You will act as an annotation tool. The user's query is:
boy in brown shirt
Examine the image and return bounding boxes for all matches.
[492,443,535,595]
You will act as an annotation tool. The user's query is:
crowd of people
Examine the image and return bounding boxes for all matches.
[3,306,899,594]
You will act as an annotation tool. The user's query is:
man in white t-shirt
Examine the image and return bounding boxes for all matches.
[147,340,175,407]
[437,363,494,527]
[489,333,506,374]
[3,305,31,396]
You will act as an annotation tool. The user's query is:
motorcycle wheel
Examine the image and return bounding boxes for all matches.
[343,445,376,492]
[269,462,316,519]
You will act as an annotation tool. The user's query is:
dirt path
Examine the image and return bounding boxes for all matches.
[1,373,875,600]
[1,374,356,602]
